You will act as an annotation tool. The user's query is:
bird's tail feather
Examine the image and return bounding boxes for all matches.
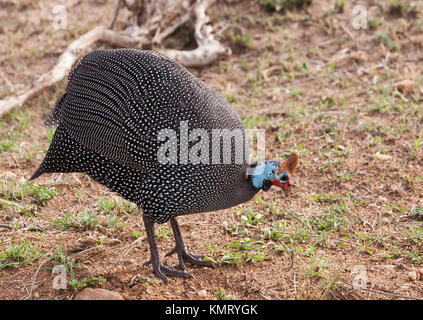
[28,126,84,181]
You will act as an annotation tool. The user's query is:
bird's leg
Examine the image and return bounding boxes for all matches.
[142,214,193,283]
[165,217,215,270]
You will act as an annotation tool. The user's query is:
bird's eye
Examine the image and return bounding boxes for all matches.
[280,172,289,182]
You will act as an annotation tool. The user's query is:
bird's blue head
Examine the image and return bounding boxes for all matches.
[251,151,299,192]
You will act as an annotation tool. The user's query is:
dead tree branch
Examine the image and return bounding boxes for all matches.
[0,0,230,119]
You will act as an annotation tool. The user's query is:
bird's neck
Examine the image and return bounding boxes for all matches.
[211,165,261,211]
[251,163,267,189]
[250,161,278,189]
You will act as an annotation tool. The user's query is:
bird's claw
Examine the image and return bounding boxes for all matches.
[165,246,215,271]
[150,262,194,283]
[144,247,215,272]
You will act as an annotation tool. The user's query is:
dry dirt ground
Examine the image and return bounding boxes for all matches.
[0,0,422,300]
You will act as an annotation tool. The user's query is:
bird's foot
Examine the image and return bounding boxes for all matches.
[164,246,215,271]
[143,259,193,283]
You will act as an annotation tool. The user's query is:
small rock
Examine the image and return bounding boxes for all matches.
[417,268,423,279]
[129,274,140,288]
[408,271,417,282]
[73,288,124,300]
[337,145,345,151]
[374,152,392,161]
[198,289,208,297]
[394,79,416,91]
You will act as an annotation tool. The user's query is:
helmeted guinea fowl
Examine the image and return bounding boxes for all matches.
[30,49,299,282]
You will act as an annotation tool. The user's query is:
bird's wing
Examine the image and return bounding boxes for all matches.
[45,49,243,172]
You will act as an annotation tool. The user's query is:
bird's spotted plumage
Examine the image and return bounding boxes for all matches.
[32,49,258,224]
[31,49,298,282]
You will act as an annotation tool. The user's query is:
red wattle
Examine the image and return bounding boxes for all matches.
[273,179,291,190]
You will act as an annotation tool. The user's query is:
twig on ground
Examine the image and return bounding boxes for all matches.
[22,257,52,300]
[0,0,230,118]
[341,280,423,300]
